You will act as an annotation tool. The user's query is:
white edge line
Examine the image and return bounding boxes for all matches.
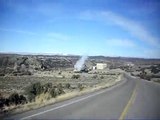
[20,89,108,120]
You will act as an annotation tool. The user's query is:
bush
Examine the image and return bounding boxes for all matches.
[42,83,52,93]
[71,74,80,79]
[25,82,43,102]
[58,71,62,75]
[0,93,5,108]
[8,93,19,105]
[0,73,5,76]
[50,88,57,98]
[151,67,159,74]
[92,75,98,79]
[27,94,35,102]
[8,93,27,105]
[78,83,84,91]
[50,87,65,98]
[57,83,65,94]
[54,88,62,96]
[65,83,71,89]
[12,71,32,76]
[25,82,65,101]
[19,95,27,104]
[100,76,104,79]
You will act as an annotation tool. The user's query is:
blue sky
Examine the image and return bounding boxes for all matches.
[0,0,160,58]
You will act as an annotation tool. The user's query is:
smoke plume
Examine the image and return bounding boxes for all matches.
[74,56,88,71]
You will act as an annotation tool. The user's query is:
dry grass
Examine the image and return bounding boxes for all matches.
[35,93,52,104]
[1,73,124,117]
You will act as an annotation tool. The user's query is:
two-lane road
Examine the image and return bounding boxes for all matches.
[7,74,160,119]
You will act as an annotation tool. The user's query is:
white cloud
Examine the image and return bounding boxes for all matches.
[100,11,159,46]
[79,10,159,47]
[106,39,136,48]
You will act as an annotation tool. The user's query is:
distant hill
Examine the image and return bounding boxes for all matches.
[0,53,160,76]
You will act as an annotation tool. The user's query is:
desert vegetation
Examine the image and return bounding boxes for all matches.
[0,71,121,115]
[130,64,160,82]
[1,53,159,116]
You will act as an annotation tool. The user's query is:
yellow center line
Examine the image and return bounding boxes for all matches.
[119,81,138,120]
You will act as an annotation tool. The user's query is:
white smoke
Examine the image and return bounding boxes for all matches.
[74,56,88,71]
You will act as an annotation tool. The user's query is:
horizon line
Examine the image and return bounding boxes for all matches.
[0,52,160,59]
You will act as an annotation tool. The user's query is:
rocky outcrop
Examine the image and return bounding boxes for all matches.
[0,54,74,76]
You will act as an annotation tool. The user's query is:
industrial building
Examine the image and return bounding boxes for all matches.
[96,63,107,70]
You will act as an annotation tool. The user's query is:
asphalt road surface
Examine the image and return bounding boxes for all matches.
[6,74,160,119]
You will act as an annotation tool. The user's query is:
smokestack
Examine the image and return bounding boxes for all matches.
[74,56,88,71]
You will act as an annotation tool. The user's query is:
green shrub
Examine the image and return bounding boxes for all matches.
[0,73,5,76]
[58,71,62,75]
[151,67,159,74]
[57,83,62,88]
[100,76,104,79]
[25,82,43,102]
[54,88,61,96]
[71,74,80,79]
[8,93,19,105]
[57,83,65,94]
[27,94,35,102]
[50,88,57,98]
[42,83,52,93]
[92,75,98,79]
[25,82,66,101]
[19,95,27,104]
[65,83,71,89]
[78,83,84,91]
[8,93,27,105]
[0,94,5,108]
[49,83,65,98]
[50,87,65,98]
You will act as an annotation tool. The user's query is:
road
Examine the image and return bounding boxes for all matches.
[6,74,160,119]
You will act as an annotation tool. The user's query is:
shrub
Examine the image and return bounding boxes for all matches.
[71,74,80,79]
[65,83,71,89]
[50,87,64,98]
[8,93,19,105]
[8,93,27,105]
[58,71,62,75]
[27,94,35,102]
[54,88,61,96]
[151,67,159,74]
[49,84,65,98]
[100,76,104,79]
[25,82,66,101]
[50,88,57,98]
[78,83,84,91]
[42,83,52,93]
[0,73,5,76]
[0,94,5,108]
[19,95,27,104]
[25,82,43,102]
[57,83,63,88]
[92,75,98,79]
[57,83,65,94]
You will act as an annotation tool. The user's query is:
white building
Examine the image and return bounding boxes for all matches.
[96,63,107,70]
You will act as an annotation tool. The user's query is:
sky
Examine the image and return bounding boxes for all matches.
[0,0,160,58]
